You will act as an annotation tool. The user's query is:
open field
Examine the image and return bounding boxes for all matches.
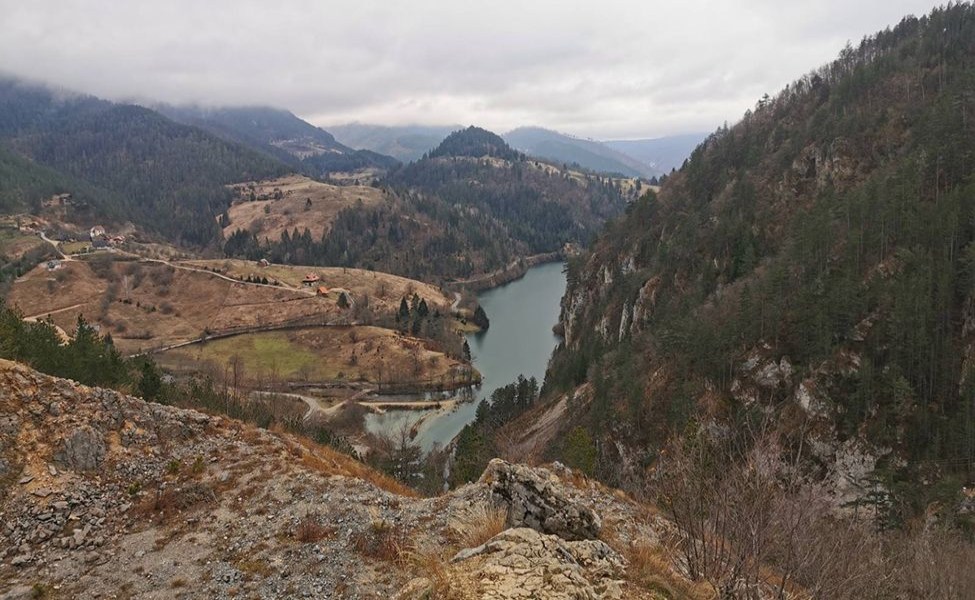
[157,326,473,389]
[224,174,385,241]
[178,258,453,315]
[5,255,472,388]
[6,258,321,354]
[60,240,92,254]
[0,228,46,261]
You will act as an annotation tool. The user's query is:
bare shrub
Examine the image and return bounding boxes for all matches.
[293,512,334,543]
[88,255,117,280]
[627,543,713,600]
[350,517,405,563]
[148,265,175,290]
[125,263,145,288]
[655,421,975,600]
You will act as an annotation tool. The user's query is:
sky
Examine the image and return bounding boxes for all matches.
[0,0,948,140]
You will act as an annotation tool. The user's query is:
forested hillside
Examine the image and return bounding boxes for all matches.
[538,4,975,521]
[224,127,630,281]
[0,146,108,216]
[0,79,288,245]
[159,105,399,176]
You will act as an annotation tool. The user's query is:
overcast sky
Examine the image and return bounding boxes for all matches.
[0,0,946,139]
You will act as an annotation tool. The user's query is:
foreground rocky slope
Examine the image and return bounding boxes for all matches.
[0,359,689,599]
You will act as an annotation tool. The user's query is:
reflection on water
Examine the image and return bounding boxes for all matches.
[364,261,567,452]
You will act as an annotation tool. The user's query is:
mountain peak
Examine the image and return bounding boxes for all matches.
[428,126,520,160]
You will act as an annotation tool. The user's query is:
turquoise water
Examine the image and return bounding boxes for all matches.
[364,261,567,451]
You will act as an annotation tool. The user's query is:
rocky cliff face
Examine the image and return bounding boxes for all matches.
[0,359,686,599]
[538,7,975,513]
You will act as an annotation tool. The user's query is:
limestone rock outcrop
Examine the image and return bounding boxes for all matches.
[480,458,601,541]
[449,527,625,599]
[0,359,677,598]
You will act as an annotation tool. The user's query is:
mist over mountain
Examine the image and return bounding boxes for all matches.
[0,77,287,244]
[603,133,709,174]
[503,127,656,177]
[329,123,460,163]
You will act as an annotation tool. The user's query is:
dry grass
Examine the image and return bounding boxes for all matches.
[237,559,274,578]
[626,543,714,600]
[448,503,508,549]
[293,435,419,498]
[350,517,406,564]
[405,539,466,600]
[134,482,217,523]
[293,512,334,543]
[223,174,384,241]
[159,326,463,386]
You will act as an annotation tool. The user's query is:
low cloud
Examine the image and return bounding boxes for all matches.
[0,0,943,138]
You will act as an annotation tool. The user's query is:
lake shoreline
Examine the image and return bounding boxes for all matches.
[367,261,568,451]
[446,252,564,293]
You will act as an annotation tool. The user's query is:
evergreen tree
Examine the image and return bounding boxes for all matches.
[473,305,490,330]
[138,360,163,401]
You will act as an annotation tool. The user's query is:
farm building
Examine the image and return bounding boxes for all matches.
[302,273,320,286]
[316,286,330,297]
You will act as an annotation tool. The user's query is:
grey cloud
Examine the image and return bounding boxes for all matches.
[0,0,945,139]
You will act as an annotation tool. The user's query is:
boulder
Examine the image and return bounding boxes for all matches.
[479,459,600,541]
[450,527,625,599]
[53,426,106,472]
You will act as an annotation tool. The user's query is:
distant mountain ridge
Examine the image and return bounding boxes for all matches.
[0,77,288,245]
[603,133,708,174]
[157,105,399,176]
[329,122,704,178]
[503,126,655,177]
[329,123,460,163]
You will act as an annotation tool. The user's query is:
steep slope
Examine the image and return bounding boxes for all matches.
[535,5,975,518]
[603,133,707,174]
[0,359,693,599]
[0,79,289,246]
[329,123,459,162]
[159,105,399,176]
[505,127,655,177]
[0,146,110,217]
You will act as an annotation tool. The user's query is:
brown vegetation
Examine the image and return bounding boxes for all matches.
[655,424,975,599]
[224,175,383,241]
[447,503,509,549]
